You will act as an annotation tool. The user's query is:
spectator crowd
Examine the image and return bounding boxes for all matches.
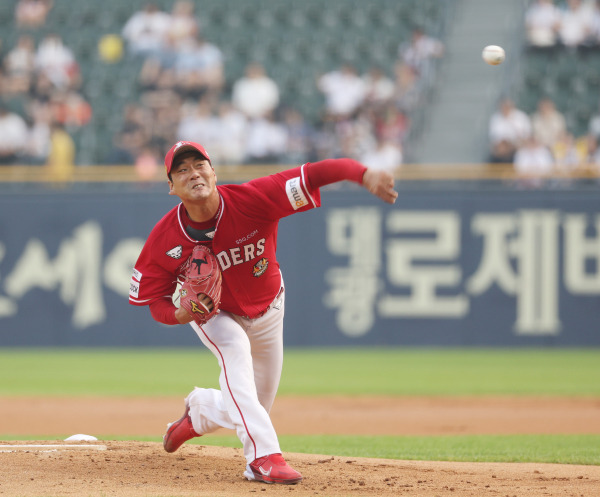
[525,0,600,48]
[0,0,89,178]
[1,1,445,175]
[4,0,600,186]
[485,0,600,185]
[489,96,600,173]
[107,2,446,174]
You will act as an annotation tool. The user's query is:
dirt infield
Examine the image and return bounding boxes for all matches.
[2,396,600,496]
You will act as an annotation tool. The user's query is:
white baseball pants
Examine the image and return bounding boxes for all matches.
[186,290,285,464]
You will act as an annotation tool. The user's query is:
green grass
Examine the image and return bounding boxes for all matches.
[0,347,599,396]
[1,348,599,465]
[199,434,600,465]
[4,433,597,465]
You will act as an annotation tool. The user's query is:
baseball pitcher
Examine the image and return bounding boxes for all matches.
[129,141,398,484]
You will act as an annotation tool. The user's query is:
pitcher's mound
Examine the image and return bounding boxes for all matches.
[1,441,599,497]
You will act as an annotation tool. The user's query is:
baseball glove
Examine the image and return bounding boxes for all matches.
[179,244,222,325]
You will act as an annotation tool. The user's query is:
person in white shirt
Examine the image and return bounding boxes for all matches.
[0,105,29,164]
[489,98,532,161]
[318,64,366,119]
[3,35,36,94]
[398,27,444,84]
[232,62,280,120]
[525,0,561,47]
[122,3,171,57]
[513,135,555,187]
[558,0,591,47]
[176,98,219,146]
[244,114,287,164]
[360,138,402,174]
[210,102,248,166]
[362,67,395,107]
[34,34,77,89]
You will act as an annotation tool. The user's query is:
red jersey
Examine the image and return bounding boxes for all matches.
[130,164,321,318]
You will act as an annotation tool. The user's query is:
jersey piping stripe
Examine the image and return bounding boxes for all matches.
[213,193,225,235]
[300,164,317,209]
[176,203,197,243]
[197,324,258,461]
[176,195,225,242]
[129,297,153,304]
[129,291,174,304]
[215,194,225,230]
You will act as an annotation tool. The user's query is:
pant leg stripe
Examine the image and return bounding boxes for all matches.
[198,325,257,461]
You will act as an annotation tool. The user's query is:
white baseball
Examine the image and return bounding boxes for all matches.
[482,45,505,65]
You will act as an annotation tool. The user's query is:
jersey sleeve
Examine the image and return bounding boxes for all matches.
[304,158,366,189]
[236,164,322,221]
[244,159,367,220]
[129,237,179,307]
[149,297,179,325]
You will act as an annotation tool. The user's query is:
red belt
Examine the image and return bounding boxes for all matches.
[253,287,284,319]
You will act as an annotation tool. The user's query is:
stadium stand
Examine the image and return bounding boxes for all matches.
[518,45,600,136]
[0,0,451,167]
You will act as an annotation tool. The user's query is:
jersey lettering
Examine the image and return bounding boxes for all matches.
[244,244,255,261]
[236,229,259,245]
[216,238,267,272]
[217,251,232,270]
[230,247,243,265]
[256,238,265,256]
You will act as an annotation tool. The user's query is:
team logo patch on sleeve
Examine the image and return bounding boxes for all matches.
[132,268,142,281]
[285,177,308,210]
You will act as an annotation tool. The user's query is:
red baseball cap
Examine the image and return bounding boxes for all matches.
[164,141,211,175]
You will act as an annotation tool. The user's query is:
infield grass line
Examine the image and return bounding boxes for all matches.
[182,434,600,466]
[3,434,597,465]
[0,347,599,396]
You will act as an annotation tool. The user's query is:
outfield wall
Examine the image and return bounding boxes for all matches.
[1,183,599,346]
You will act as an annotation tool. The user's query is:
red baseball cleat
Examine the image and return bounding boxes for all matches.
[245,453,303,484]
[163,405,201,453]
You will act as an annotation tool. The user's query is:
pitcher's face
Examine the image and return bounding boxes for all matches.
[168,155,216,202]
